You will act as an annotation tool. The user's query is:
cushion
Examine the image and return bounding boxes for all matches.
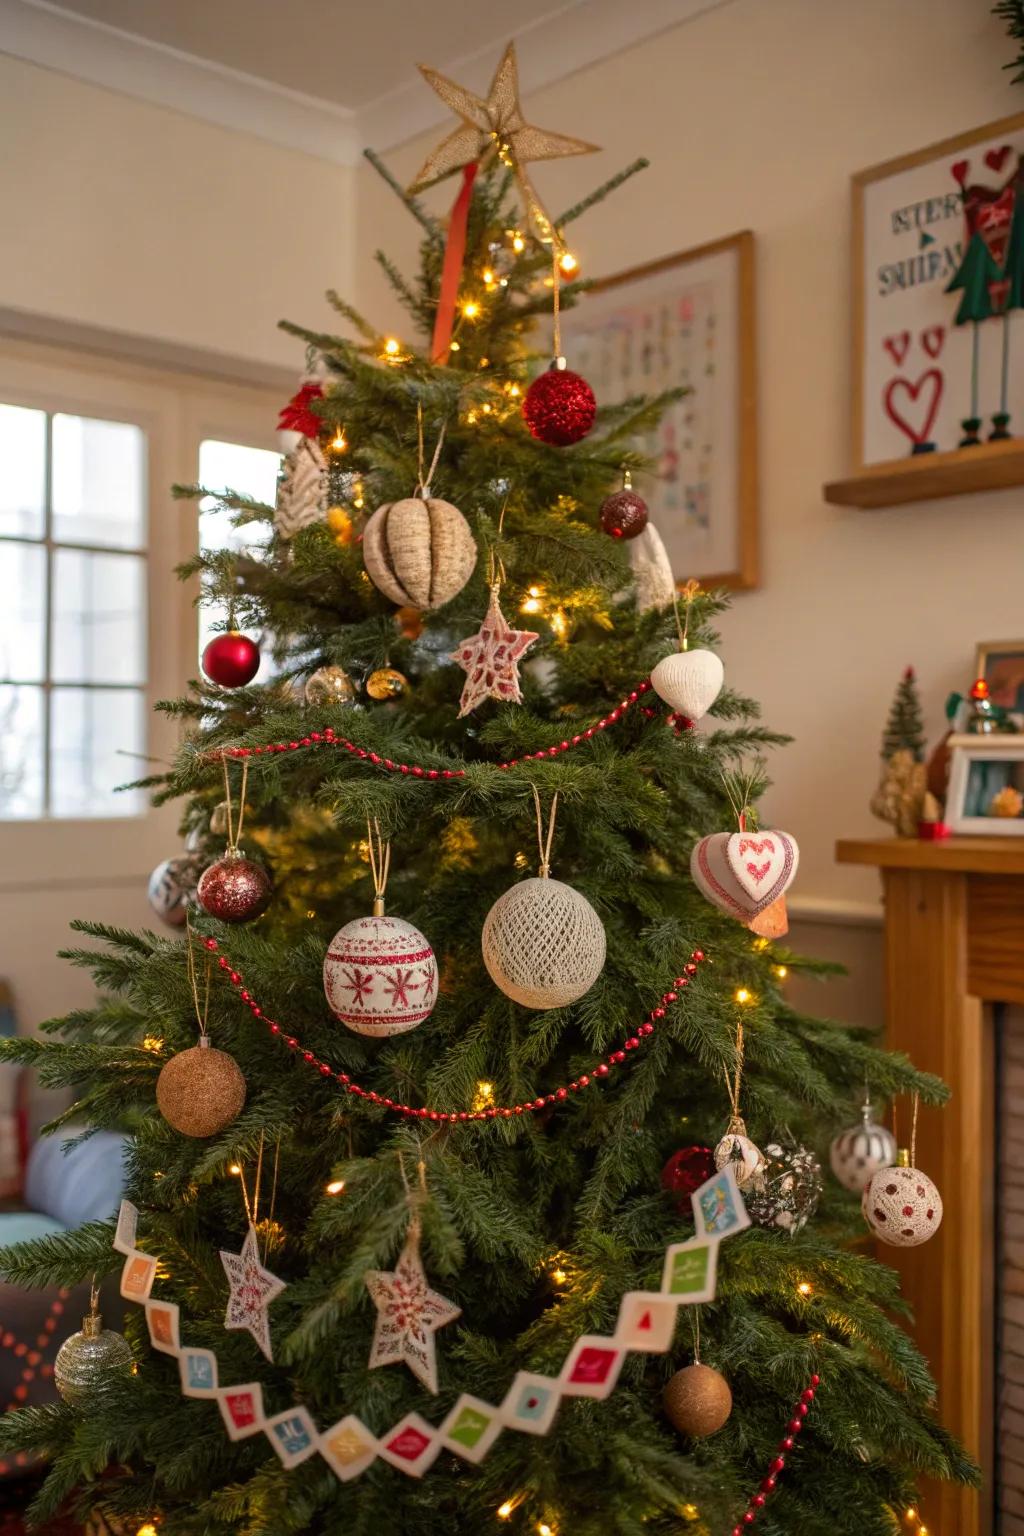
[0,1212,65,1247]
[23,1132,127,1229]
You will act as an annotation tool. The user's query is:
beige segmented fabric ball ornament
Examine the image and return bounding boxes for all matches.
[363,496,477,610]
[156,1037,246,1138]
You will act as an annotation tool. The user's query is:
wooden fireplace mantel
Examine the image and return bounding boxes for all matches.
[836,837,1016,1536]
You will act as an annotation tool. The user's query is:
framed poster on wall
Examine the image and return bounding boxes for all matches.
[562,231,758,590]
[853,111,1024,468]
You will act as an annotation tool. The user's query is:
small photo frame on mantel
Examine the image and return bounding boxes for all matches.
[852,112,1024,467]
[562,231,758,590]
[946,734,1024,834]
[975,638,1024,716]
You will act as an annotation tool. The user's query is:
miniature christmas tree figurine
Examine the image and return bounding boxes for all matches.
[0,42,974,1536]
[946,229,1003,445]
[881,665,927,761]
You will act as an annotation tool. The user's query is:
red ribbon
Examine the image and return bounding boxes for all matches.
[431,160,479,365]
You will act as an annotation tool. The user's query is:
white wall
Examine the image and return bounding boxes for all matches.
[353,0,1022,929]
[0,53,353,368]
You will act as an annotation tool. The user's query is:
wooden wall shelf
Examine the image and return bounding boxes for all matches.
[824,438,1024,509]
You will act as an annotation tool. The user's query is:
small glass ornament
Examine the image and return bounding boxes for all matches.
[55,1288,133,1407]
[197,850,272,923]
[599,469,649,540]
[366,667,408,701]
[745,1138,823,1234]
[304,665,356,707]
[830,1101,896,1193]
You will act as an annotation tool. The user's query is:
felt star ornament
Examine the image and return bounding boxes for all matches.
[451,586,539,716]
[364,1220,461,1394]
[411,41,598,247]
[220,1225,286,1362]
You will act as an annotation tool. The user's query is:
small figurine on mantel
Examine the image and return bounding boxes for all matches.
[870,668,928,837]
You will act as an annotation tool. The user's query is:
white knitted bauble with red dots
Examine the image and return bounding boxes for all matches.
[862,1159,942,1247]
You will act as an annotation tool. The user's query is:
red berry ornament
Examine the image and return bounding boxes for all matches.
[202,631,260,689]
[661,1145,717,1209]
[600,471,649,540]
[197,852,272,923]
[522,360,596,446]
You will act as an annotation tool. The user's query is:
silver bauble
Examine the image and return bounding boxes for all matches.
[745,1139,823,1234]
[830,1103,897,1193]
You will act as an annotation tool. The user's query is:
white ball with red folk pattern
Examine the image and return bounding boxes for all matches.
[324,914,437,1037]
[861,1162,942,1247]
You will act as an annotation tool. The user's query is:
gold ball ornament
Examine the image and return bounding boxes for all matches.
[156,1038,246,1138]
[366,667,408,701]
[55,1307,133,1406]
[362,496,477,610]
[663,1363,733,1438]
[326,506,355,546]
[305,665,356,707]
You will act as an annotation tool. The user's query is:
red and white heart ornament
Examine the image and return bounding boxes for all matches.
[691,825,799,922]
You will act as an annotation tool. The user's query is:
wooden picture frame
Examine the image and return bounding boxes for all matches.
[850,113,1024,473]
[975,638,1024,713]
[563,231,758,590]
[947,734,1024,834]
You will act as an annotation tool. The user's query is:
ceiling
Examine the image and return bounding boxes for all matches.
[1,0,730,162]
[44,0,584,110]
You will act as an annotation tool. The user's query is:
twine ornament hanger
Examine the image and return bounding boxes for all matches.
[219,756,251,854]
[723,1015,748,1140]
[234,1129,282,1265]
[184,916,212,1042]
[672,578,701,653]
[892,1091,921,1164]
[366,818,392,917]
[415,402,447,499]
[531,785,560,878]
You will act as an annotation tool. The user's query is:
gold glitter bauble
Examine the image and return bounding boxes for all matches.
[366,667,408,701]
[156,1040,246,1138]
[304,665,356,707]
[55,1309,133,1406]
[663,1364,733,1438]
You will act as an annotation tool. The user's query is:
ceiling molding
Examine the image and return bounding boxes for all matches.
[0,0,733,166]
[0,0,360,164]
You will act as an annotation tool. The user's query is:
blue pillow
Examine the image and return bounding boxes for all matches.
[24,1132,127,1229]
[0,1211,65,1246]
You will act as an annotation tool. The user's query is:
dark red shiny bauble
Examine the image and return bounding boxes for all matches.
[522,365,596,446]
[202,632,260,688]
[600,488,649,540]
[661,1145,717,1209]
[197,853,272,923]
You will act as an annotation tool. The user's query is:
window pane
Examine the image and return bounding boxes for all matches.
[0,543,46,682]
[0,685,44,817]
[50,687,145,818]
[52,549,145,685]
[0,405,45,538]
[52,414,145,549]
[198,440,279,680]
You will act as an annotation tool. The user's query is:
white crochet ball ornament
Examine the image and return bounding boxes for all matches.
[362,496,476,611]
[862,1158,942,1247]
[324,914,437,1037]
[482,876,606,1010]
[713,1118,767,1190]
[830,1105,897,1193]
[650,648,724,721]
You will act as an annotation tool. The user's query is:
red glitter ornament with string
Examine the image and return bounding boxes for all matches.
[600,470,649,540]
[523,359,596,445]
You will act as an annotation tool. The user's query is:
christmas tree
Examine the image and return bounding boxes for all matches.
[0,48,974,1536]
[880,667,927,762]
[946,229,1002,326]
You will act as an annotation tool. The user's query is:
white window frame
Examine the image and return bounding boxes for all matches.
[0,337,283,892]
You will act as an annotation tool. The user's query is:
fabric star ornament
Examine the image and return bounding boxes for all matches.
[364,1220,461,1394]
[451,586,538,717]
[410,41,598,246]
[220,1225,286,1362]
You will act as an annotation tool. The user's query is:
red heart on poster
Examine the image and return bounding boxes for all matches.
[985,145,1013,173]
[883,370,944,446]
[951,159,969,185]
[883,331,911,367]
[920,324,946,359]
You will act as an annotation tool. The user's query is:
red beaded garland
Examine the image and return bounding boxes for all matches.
[203,935,708,1123]
[731,1374,820,1533]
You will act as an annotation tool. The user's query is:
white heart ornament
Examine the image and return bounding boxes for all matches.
[650,649,724,721]
[691,830,799,919]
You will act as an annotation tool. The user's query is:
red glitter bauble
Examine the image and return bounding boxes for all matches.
[202,632,260,689]
[661,1145,717,1209]
[600,488,649,540]
[522,366,596,446]
[197,853,272,923]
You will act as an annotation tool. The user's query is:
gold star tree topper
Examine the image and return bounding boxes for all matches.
[411,41,599,248]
